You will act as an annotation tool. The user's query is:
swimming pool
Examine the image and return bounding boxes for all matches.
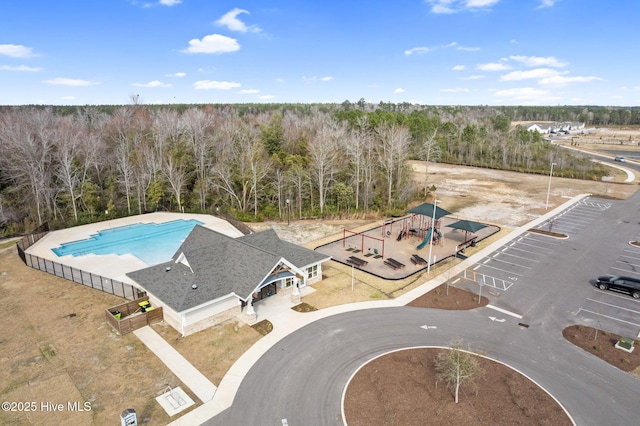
[52,219,203,265]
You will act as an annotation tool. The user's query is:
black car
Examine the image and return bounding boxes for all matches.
[595,275,640,299]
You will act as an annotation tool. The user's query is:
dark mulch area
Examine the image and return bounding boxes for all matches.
[407,284,489,309]
[563,325,640,372]
[251,319,273,336]
[344,348,571,426]
[528,228,568,238]
[291,302,317,312]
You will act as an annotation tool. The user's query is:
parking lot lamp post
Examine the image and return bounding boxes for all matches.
[427,200,440,273]
[545,162,557,210]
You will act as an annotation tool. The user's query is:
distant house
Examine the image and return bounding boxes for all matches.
[127,226,331,336]
[528,121,584,135]
[526,123,552,134]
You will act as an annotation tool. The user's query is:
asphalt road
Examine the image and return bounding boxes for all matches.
[206,192,640,426]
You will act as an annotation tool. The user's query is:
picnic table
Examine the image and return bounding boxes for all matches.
[411,254,427,265]
[384,258,405,270]
[347,256,368,268]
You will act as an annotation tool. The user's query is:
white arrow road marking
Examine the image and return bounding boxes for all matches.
[488,316,506,322]
[420,325,437,330]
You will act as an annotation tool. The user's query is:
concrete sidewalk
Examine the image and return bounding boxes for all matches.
[167,193,591,425]
[134,326,217,403]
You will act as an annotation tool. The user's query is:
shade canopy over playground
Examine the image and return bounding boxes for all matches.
[406,203,451,219]
[448,219,487,234]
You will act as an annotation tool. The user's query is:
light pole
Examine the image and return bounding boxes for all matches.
[427,199,440,273]
[286,199,290,226]
[545,162,557,210]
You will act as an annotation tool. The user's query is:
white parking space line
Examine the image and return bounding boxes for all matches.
[615,260,640,269]
[503,246,548,257]
[493,251,540,263]
[610,267,640,277]
[484,256,532,269]
[620,254,640,261]
[487,304,523,319]
[577,308,640,328]
[474,263,524,277]
[512,240,555,252]
[585,298,640,315]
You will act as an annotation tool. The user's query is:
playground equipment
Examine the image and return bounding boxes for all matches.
[416,227,442,250]
[343,229,385,259]
[416,227,433,250]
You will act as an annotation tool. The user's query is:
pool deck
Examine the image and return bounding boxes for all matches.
[26,212,244,284]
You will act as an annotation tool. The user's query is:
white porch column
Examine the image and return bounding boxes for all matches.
[245,301,257,324]
[290,282,301,304]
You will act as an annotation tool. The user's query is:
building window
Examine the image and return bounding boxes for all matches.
[307,264,318,279]
[285,277,295,288]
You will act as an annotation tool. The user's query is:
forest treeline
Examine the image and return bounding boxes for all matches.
[0,102,616,235]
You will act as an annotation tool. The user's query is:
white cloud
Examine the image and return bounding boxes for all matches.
[405,47,430,55]
[509,55,567,68]
[43,77,98,86]
[159,0,181,6]
[193,80,241,90]
[494,87,550,100]
[132,80,172,88]
[457,46,480,51]
[166,72,186,77]
[61,95,76,100]
[476,62,510,71]
[461,75,485,80]
[259,95,275,100]
[426,0,500,14]
[0,44,36,58]
[500,68,564,81]
[182,34,240,54]
[216,8,261,33]
[452,65,466,71]
[238,89,260,94]
[538,75,601,87]
[0,65,42,72]
[537,0,556,9]
[302,76,333,82]
[440,88,470,92]
[393,88,406,94]
[275,78,284,83]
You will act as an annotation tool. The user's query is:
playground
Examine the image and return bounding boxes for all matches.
[315,204,500,280]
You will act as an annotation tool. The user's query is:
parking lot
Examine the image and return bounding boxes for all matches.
[452,196,640,337]
[577,240,640,337]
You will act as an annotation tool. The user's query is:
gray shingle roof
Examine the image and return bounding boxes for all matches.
[237,228,330,269]
[127,225,330,313]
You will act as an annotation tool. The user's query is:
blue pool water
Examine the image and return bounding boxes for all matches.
[52,219,203,265]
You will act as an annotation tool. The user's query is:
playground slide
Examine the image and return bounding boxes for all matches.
[416,227,433,250]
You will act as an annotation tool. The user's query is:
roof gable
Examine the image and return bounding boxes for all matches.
[127,226,329,313]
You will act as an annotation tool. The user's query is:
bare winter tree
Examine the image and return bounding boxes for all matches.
[52,115,96,222]
[308,118,346,214]
[434,339,484,404]
[375,122,410,208]
[0,108,56,225]
[180,108,214,211]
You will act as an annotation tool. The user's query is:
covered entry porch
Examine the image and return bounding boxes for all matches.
[242,260,306,324]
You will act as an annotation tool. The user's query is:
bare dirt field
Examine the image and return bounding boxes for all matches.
[1,155,638,425]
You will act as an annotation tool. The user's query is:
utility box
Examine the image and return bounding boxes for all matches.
[120,408,137,426]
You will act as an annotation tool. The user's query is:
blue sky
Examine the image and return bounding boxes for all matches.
[1,0,638,106]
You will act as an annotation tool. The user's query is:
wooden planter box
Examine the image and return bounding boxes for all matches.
[105,296,163,335]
